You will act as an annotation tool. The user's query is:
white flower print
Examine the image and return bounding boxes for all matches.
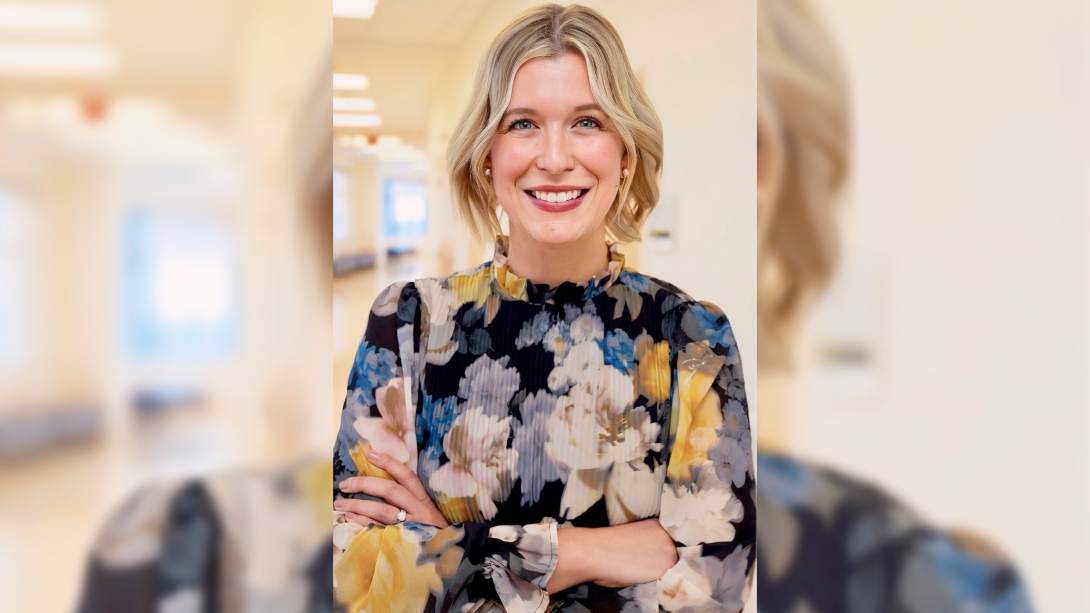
[416,277,459,365]
[544,358,663,521]
[618,581,658,613]
[370,281,406,317]
[547,340,605,393]
[458,354,521,417]
[719,398,749,439]
[544,382,600,471]
[660,462,743,546]
[513,390,569,506]
[569,312,604,344]
[515,311,553,349]
[708,436,749,488]
[543,321,573,365]
[659,546,750,613]
[353,376,417,466]
[428,407,518,520]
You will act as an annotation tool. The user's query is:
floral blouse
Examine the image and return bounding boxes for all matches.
[757,452,1034,613]
[332,236,755,613]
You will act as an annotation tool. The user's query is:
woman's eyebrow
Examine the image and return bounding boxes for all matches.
[501,103,605,121]
[572,103,604,113]
[500,107,536,121]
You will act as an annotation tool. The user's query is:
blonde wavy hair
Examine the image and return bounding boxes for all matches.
[758,0,852,372]
[447,3,663,244]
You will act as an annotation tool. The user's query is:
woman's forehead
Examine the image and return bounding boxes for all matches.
[507,53,597,112]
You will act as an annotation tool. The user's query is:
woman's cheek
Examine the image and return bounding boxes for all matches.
[577,136,624,184]
[491,137,535,181]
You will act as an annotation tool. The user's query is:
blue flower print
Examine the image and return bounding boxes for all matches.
[352,342,397,407]
[600,329,635,375]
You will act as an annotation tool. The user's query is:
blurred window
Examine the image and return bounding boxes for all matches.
[0,186,37,370]
[333,167,351,244]
[383,179,427,237]
[123,212,238,359]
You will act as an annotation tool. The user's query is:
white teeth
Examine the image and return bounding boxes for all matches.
[532,190,582,203]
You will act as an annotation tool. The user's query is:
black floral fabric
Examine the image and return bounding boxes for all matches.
[333,236,755,612]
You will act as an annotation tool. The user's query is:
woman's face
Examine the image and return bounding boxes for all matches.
[490,52,627,247]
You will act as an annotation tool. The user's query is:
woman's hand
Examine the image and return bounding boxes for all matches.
[547,518,679,593]
[335,450,450,529]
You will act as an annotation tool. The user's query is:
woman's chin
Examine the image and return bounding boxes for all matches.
[523,221,593,246]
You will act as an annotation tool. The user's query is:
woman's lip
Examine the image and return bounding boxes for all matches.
[526,188,587,212]
[524,184,588,191]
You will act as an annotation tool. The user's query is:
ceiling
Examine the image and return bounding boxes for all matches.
[332,0,490,144]
[0,0,246,124]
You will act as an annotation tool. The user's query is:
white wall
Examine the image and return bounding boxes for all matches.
[793,1,1088,610]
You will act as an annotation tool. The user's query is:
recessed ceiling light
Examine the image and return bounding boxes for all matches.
[333,97,376,112]
[333,0,377,19]
[333,113,381,128]
[0,42,115,76]
[0,1,101,33]
[333,73,369,90]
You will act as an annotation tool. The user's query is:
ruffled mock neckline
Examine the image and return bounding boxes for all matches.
[489,235,625,305]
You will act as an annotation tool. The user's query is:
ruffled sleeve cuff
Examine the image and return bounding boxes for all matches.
[657,545,752,613]
[483,519,559,613]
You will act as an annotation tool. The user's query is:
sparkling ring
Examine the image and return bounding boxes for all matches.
[396,508,407,523]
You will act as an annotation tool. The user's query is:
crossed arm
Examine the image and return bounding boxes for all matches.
[335,449,679,593]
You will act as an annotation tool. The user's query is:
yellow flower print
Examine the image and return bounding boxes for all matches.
[667,341,727,484]
[451,266,492,310]
[349,442,394,481]
[635,331,671,404]
[435,493,482,524]
[334,524,465,613]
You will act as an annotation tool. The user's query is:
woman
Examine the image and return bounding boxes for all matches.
[332,5,754,613]
[755,1,1033,611]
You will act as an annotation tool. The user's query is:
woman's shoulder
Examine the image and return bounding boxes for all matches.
[614,267,741,353]
[371,261,493,315]
[756,452,1034,612]
[617,270,736,340]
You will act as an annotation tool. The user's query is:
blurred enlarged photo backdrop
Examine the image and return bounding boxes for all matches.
[0,0,333,611]
[757,1,1085,612]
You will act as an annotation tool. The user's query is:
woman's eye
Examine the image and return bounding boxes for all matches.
[509,119,534,130]
[575,117,601,129]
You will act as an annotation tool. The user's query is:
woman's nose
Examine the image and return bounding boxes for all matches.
[536,129,575,174]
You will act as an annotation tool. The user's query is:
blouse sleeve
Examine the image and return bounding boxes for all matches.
[332,282,558,613]
[655,301,756,613]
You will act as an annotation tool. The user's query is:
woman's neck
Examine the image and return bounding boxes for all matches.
[505,225,610,288]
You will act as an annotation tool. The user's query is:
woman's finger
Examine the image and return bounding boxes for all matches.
[344,512,385,527]
[334,498,400,525]
[338,476,417,512]
[365,450,430,501]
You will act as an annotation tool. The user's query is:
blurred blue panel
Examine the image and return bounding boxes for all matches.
[382,179,427,237]
[124,212,239,359]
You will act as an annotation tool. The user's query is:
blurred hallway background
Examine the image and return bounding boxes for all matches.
[0,1,331,611]
[331,0,757,450]
[768,1,1089,610]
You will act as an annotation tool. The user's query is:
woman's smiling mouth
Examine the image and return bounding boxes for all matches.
[524,186,590,212]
